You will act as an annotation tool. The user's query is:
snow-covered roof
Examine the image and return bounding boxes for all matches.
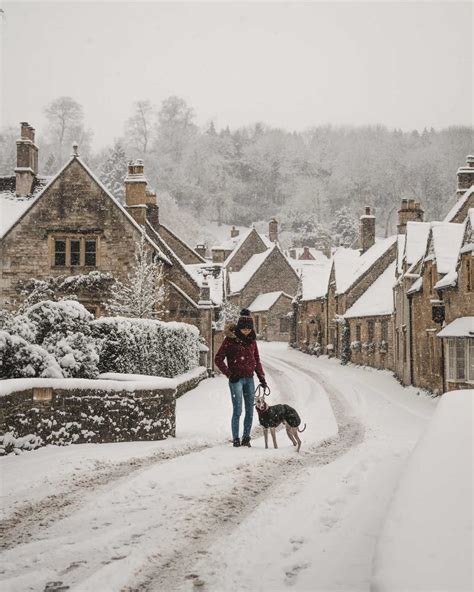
[298,260,332,301]
[0,176,51,239]
[211,229,251,251]
[434,270,458,290]
[429,222,465,275]
[333,247,360,293]
[405,221,431,266]
[248,291,290,312]
[335,236,397,294]
[228,248,274,293]
[443,185,474,222]
[437,317,474,338]
[344,261,396,319]
[185,263,224,305]
[407,276,423,295]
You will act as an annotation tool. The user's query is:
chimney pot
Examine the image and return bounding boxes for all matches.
[365,206,371,215]
[230,225,240,238]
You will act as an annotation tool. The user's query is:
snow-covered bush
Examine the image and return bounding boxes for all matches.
[215,300,240,331]
[0,432,43,456]
[362,342,376,354]
[309,342,321,356]
[43,332,100,378]
[17,271,114,310]
[0,331,63,378]
[93,316,200,377]
[1,301,99,379]
[23,300,93,344]
[351,340,362,351]
[378,340,388,353]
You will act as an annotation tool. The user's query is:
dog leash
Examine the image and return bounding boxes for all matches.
[255,384,271,397]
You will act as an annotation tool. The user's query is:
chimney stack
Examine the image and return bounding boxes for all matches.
[359,206,375,253]
[230,226,239,238]
[124,159,159,228]
[269,217,278,243]
[457,155,474,195]
[195,244,207,258]
[15,122,38,197]
[397,199,424,234]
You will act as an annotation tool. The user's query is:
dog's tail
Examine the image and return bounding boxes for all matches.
[298,423,307,433]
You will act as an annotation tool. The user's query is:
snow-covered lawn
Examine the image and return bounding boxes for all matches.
[0,342,459,592]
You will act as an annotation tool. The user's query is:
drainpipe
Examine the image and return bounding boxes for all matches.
[440,337,446,394]
[408,294,414,386]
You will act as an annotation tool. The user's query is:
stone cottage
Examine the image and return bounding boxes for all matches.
[325,207,397,357]
[0,123,220,365]
[211,220,300,341]
[435,209,474,391]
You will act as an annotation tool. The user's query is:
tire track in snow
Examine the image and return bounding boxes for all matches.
[0,441,218,551]
[126,352,365,592]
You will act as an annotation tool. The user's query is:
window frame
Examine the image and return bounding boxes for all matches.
[446,337,474,383]
[50,235,99,268]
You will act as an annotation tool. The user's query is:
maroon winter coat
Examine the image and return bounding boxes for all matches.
[215,324,265,382]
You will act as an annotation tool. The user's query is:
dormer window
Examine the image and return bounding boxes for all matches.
[51,236,99,268]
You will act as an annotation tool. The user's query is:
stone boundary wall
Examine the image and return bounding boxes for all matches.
[0,369,208,446]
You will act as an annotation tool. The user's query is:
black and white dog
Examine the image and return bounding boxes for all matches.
[255,389,306,452]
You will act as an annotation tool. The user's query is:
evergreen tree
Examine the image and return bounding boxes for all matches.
[99,140,127,202]
[331,207,359,248]
[107,233,167,319]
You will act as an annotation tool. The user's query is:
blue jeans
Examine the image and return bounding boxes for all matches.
[229,376,255,440]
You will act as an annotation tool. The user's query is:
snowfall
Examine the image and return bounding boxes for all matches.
[0,343,472,592]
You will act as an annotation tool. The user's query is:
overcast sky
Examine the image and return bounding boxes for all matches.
[0,0,472,149]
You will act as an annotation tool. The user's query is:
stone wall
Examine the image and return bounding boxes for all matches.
[0,385,176,445]
[347,315,394,371]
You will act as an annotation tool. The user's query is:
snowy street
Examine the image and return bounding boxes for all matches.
[0,343,437,592]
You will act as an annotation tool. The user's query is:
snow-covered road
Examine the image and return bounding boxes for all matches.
[0,343,436,592]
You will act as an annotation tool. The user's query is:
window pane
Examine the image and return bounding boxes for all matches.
[455,339,465,381]
[54,239,66,266]
[70,240,81,266]
[85,240,96,266]
[356,325,361,341]
[468,339,474,382]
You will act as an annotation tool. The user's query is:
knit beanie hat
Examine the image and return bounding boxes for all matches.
[237,308,254,330]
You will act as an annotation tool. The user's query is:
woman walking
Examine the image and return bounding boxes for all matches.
[215,308,267,447]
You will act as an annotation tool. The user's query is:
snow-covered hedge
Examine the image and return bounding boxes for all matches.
[92,316,200,378]
[0,300,99,379]
[0,331,63,379]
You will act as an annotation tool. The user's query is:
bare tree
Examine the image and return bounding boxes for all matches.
[43,97,85,163]
[125,100,154,155]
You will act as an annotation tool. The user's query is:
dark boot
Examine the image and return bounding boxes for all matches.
[241,436,251,447]
[233,438,241,447]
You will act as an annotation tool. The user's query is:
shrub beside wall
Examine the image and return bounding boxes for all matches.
[93,316,200,378]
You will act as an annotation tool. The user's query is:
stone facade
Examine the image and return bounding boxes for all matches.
[347,315,394,370]
[228,247,299,310]
[294,298,326,353]
[225,229,267,272]
[252,293,293,342]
